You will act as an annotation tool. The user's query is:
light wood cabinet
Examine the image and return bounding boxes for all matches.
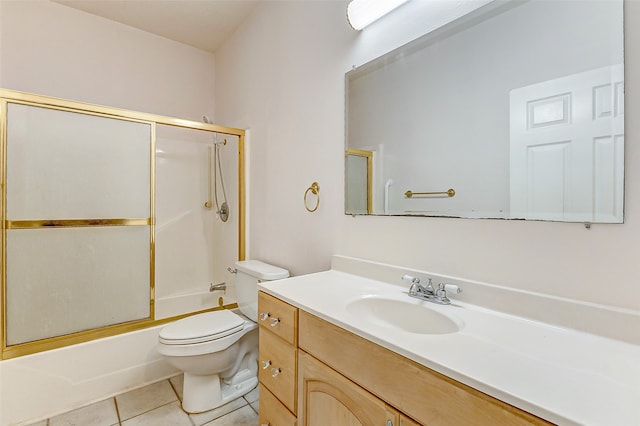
[258,292,299,420]
[299,351,400,426]
[258,291,552,426]
[400,414,422,426]
[298,310,551,426]
[259,326,297,412]
[258,291,298,345]
[259,384,297,426]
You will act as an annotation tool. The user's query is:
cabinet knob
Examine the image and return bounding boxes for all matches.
[261,360,271,369]
[259,312,270,321]
[269,317,281,327]
[271,367,282,377]
[386,421,393,426]
[261,423,270,426]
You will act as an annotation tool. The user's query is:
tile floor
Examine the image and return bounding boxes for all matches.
[26,375,259,426]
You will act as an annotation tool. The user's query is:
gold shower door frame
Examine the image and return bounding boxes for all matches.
[0,89,246,359]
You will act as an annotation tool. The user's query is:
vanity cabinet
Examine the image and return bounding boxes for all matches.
[298,311,551,426]
[258,291,552,426]
[258,292,298,425]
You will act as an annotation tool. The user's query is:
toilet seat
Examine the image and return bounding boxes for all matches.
[159,310,245,345]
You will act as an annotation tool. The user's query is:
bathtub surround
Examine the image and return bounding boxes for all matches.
[154,126,241,319]
[1,325,174,425]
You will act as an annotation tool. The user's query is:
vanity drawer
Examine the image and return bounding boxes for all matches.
[259,327,297,414]
[259,384,297,426]
[258,291,298,345]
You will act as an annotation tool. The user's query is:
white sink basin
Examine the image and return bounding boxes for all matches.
[346,296,462,334]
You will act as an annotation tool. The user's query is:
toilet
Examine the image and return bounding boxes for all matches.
[157,260,289,413]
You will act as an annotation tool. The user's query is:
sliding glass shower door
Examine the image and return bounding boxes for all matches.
[3,101,154,350]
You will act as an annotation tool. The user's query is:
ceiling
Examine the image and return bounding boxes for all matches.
[52,0,261,53]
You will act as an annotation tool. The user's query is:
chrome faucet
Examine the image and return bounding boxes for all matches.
[402,275,461,305]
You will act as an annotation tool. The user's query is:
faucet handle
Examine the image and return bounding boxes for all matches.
[444,284,462,295]
[403,275,421,295]
[401,275,420,284]
[437,283,462,299]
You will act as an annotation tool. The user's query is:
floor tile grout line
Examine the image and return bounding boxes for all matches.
[188,398,248,425]
[199,404,258,426]
[119,398,181,424]
[113,396,122,425]
[168,376,182,402]
[167,377,198,425]
[249,403,258,416]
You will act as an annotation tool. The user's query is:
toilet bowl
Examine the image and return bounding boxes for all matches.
[157,260,289,413]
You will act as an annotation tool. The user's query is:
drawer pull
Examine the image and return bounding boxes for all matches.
[269,317,281,327]
[259,312,270,321]
[271,367,282,377]
[261,360,272,369]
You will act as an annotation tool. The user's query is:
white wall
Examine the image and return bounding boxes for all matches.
[0,0,214,120]
[215,1,354,275]
[215,0,640,314]
[0,1,219,424]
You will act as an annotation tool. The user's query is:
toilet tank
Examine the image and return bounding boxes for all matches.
[234,260,289,321]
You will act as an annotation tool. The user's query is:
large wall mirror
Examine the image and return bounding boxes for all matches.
[345,0,624,223]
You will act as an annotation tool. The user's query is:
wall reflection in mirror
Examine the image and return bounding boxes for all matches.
[345,0,624,223]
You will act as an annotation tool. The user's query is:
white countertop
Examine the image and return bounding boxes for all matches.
[259,270,640,426]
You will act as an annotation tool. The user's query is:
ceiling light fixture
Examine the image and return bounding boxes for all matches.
[347,0,410,30]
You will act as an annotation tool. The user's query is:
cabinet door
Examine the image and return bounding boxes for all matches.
[299,351,400,426]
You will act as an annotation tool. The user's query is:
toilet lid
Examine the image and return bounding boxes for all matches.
[159,310,245,345]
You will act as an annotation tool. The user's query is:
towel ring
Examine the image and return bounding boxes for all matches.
[304,182,320,212]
